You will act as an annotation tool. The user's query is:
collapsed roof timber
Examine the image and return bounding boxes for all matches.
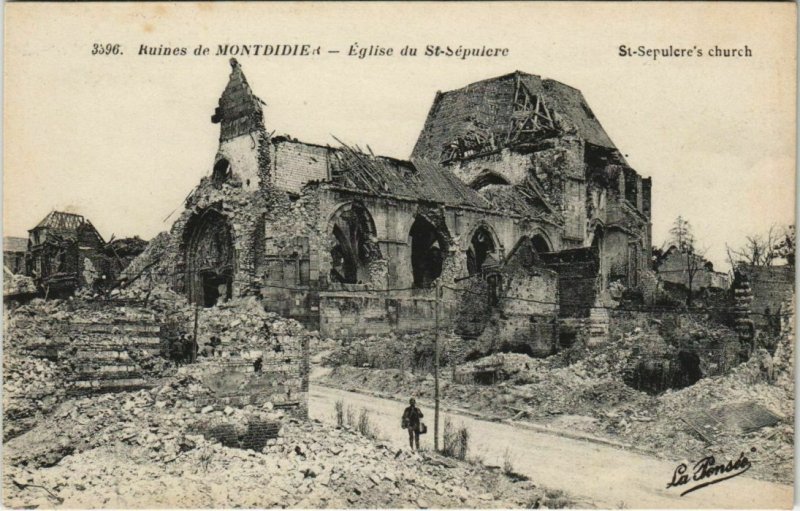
[134,58,653,353]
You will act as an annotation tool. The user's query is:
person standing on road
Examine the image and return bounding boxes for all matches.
[401,398,424,451]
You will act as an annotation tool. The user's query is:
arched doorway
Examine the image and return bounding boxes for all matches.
[409,215,448,288]
[184,209,234,307]
[328,203,381,284]
[467,225,497,276]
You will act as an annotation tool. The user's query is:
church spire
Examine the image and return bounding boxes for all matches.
[211,58,266,141]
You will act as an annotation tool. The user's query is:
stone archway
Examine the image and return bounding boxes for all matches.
[467,225,498,275]
[531,233,552,254]
[327,202,382,284]
[184,209,235,307]
[409,214,450,288]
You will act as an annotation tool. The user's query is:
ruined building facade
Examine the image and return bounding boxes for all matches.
[157,60,653,354]
[412,72,653,295]
[26,211,107,296]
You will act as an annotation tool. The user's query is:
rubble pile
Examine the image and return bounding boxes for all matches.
[4,373,575,509]
[118,231,176,284]
[4,300,72,439]
[193,296,314,355]
[2,354,66,441]
[3,271,37,297]
[322,331,463,372]
[666,316,741,375]
[318,314,794,483]
[112,284,316,358]
[3,297,173,439]
[621,301,796,479]
[321,326,653,419]
[618,348,794,481]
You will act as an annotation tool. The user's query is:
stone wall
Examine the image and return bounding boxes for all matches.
[740,265,795,330]
[319,289,458,338]
[541,248,599,318]
[272,140,330,193]
[182,358,308,418]
[494,264,559,355]
[187,298,311,418]
[445,148,532,187]
[217,133,266,192]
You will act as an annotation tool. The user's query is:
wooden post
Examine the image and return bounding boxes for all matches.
[193,303,200,362]
[434,283,441,452]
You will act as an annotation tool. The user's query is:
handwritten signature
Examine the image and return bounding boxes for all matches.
[666,448,755,496]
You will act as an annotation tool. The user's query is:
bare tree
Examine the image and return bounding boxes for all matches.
[727,225,780,267]
[669,216,706,306]
[773,224,795,266]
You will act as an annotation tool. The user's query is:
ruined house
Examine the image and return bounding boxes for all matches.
[3,236,27,274]
[152,60,653,352]
[26,211,106,296]
[656,245,731,294]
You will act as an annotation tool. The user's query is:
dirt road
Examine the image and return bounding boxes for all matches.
[309,385,793,509]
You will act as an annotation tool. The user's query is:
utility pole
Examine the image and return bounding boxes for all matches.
[434,283,441,452]
[192,302,200,362]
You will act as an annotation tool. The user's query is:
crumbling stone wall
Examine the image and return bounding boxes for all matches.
[319,290,458,338]
[540,247,599,318]
[451,236,560,356]
[446,148,533,187]
[739,265,795,331]
[177,296,310,418]
[256,188,324,326]
[610,310,740,378]
[271,139,330,193]
[492,264,559,356]
[135,61,658,344]
[173,180,264,301]
[314,185,525,291]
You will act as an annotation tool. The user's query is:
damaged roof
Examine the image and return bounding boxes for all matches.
[30,211,105,244]
[411,71,617,161]
[33,211,89,231]
[276,137,559,220]
[478,184,562,225]
[327,146,491,210]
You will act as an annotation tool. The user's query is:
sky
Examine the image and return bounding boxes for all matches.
[4,2,796,271]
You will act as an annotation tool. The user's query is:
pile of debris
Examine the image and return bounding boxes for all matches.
[2,297,175,439]
[3,271,37,298]
[320,326,654,420]
[322,330,463,373]
[192,296,313,355]
[2,354,66,441]
[318,312,794,483]
[111,281,316,357]
[4,373,576,509]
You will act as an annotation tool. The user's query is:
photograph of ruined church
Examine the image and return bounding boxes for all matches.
[144,59,652,350]
[4,57,794,509]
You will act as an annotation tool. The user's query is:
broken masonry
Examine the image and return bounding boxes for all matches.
[140,59,654,355]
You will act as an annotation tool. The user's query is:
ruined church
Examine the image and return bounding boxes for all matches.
[155,59,653,353]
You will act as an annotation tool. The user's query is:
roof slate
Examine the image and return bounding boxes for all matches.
[412,71,616,161]
[327,145,492,210]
